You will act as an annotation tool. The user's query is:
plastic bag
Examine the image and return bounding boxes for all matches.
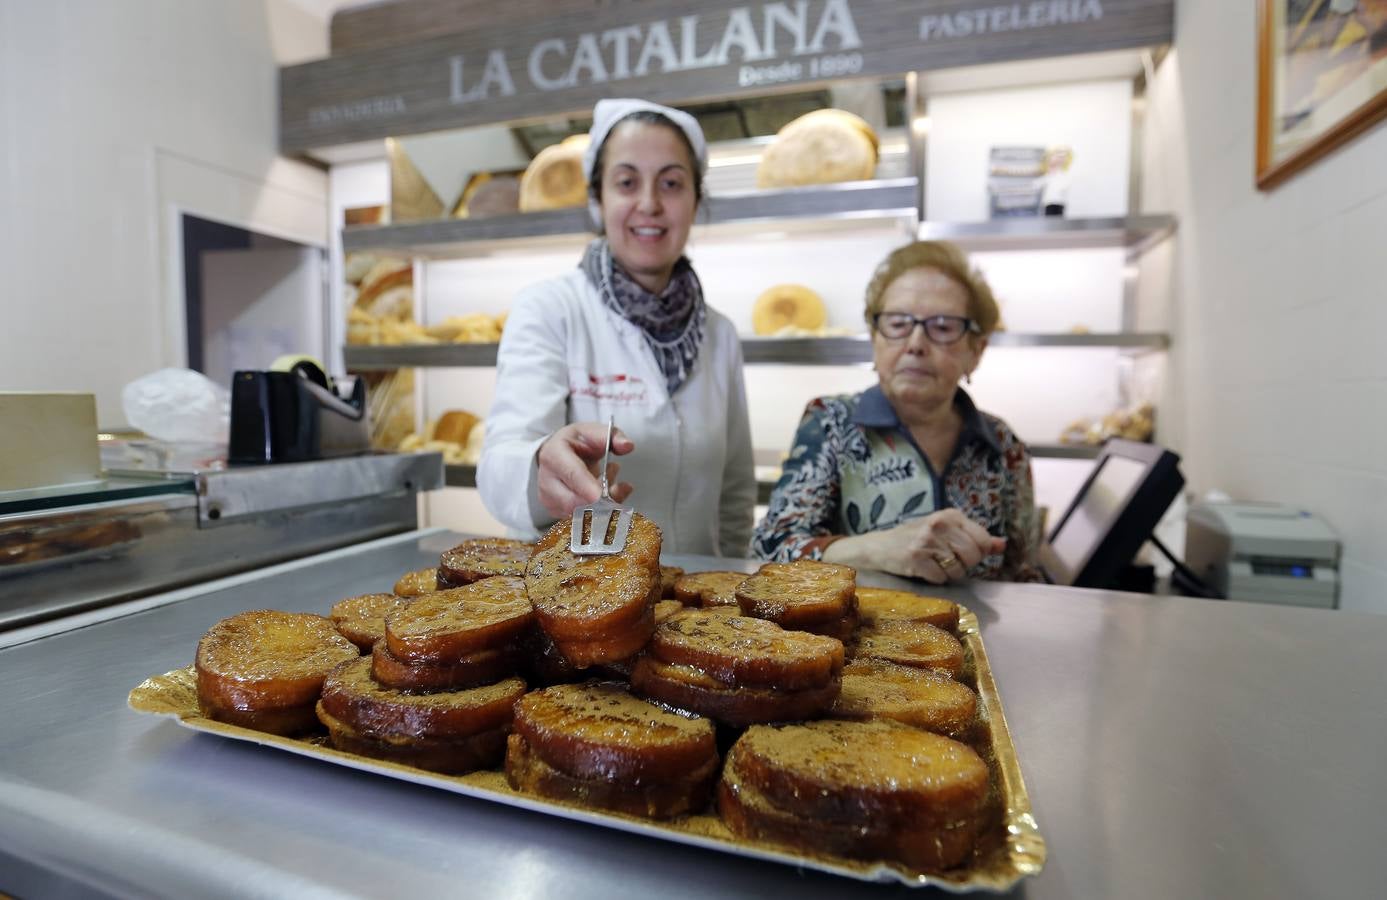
[121,368,230,443]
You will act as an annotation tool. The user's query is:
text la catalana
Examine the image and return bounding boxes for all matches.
[449,0,861,104]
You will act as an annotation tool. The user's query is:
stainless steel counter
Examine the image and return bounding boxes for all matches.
[2,529,1384,899]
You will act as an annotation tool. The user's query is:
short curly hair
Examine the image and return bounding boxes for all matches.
[863,241,1001,338]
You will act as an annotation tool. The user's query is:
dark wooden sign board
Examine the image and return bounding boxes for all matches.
[282,0,1173,152]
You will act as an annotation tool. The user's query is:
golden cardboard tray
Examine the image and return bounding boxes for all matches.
[129,606,1045,891]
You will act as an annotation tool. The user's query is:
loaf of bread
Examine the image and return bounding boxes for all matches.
[756,109,878,189]
[519,135,590,211]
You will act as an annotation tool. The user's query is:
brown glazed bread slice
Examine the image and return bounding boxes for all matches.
[514,682,716,783]
[658,565,685,599]
[853,620,965,675]
[506,733,718,820]
[319,657,525,741]
[727,720,988,827]
[649,611,843,690]
[393,567,439,597]
[735,560,857,627]
[829,658,978,738]
[630,656,840,728]
[524,512,661,659]
[196,610,360,735]
[370,640,521,692]
[329,592,412,651]
[671,570,748,607]
[438,537,534,587]
[856,586,960,632]
[718,763,980,871]
[544,603,656,668]
[317,702,508,775]
[383,576,535,664]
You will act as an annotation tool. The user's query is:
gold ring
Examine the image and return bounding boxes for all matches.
[936,554,960,571]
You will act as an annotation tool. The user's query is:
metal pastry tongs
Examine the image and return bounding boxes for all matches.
[568,417,634,555]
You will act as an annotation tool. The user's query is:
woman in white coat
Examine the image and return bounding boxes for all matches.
[477,99,755,557]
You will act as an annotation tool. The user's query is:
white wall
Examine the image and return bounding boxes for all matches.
[1143,1,1387,613]
[0,0,329,426]
[925,79,1133,222]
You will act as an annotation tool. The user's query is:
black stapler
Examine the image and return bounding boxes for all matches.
[228,359,371,464]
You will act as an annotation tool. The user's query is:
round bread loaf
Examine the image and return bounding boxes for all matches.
[751,284,827,336]
[756,108,878,189]
[519,135,590,211]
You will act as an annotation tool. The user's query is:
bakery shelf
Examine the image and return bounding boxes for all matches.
[341,178,920,258]
[345,332,1170,371]
[346,343,499,369]
[918,214,1176,257]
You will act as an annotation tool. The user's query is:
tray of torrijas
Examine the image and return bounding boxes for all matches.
[129,517,1046,891]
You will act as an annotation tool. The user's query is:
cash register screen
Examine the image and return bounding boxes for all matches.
[1047,456,1148,575]
[1040,440,1184,589]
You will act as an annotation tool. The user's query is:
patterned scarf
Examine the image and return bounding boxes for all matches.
[579,238,706,396]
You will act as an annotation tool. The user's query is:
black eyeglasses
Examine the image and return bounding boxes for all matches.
[872,313,981,345]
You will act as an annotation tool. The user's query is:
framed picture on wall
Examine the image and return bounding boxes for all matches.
[1257,0,1387,189]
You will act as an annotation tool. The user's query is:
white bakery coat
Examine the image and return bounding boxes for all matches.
[477,268,756,557]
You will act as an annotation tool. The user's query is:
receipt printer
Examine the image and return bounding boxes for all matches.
[1185,501,1339,608]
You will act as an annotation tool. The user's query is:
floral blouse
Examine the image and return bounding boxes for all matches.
[750,386,1044,582]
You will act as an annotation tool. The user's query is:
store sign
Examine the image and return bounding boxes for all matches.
[281,0,1172,151]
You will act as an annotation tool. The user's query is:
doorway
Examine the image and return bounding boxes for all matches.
[181,214,328,390]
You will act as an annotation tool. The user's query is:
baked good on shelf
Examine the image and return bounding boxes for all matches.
[506,682,718,818]
[751,284,827,336]
[453,171,522,219]
[519,135,591,211]
[524,512,661,667]
[318,657,524,774]
[328,592,412,651]
[432,410,480,445]
[719,719,988,870]
[671,570,747,607]
[195,610,360,735]
[392,567,438,597]
[855,586,960,633]
[756,108,878,189]
[383,576,535,665]
[829,658,977,738]
[853,620,965,676]
[735,559,857,633]
[438,537,534,588]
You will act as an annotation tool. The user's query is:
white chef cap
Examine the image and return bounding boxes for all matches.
[582,99,708,229]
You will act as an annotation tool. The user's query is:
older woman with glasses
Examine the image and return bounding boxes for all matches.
[751,240,1042,583]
